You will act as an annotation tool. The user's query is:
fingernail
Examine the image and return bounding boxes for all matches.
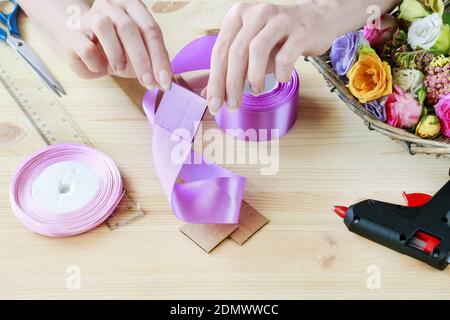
[200,87,207,98]
[251,87,262,97]
[249,84,261,96]
[252,90,261,97]
[158,69,172,91]
[227,98,239,110]
[208,97,222,115]
[141,72,156,90]
[116,62,126,72]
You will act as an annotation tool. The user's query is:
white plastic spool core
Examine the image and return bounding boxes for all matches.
[31,161,100,215]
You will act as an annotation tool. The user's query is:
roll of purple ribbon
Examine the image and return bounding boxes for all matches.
[10,144,123,237]
[143,35,299,224]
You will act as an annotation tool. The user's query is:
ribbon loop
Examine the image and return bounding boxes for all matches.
[143,35,300,224]
[145,85,246,224]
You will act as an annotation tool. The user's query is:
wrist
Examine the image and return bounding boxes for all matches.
[302,0,352,40]
[289,1,339,56]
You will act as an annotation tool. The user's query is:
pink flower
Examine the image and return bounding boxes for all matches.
[386,85,423,128]
[435,95,450,137]
[363,14,398,48]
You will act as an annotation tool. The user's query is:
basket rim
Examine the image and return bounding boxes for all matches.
[309,1,450,157]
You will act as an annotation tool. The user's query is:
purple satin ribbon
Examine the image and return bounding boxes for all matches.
[143,35,299,224]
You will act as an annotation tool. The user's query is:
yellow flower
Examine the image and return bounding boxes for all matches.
[347,49,393,103]
[415,115,441,138]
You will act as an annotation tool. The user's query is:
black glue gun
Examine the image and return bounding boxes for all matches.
[334,180,450,270]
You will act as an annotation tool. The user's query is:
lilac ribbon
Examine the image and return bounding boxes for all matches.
[143,35,299,224]
[10,144,123,237]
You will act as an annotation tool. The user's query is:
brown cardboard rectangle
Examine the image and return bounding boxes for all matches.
[180,201,269,252]
[180,223,238,253]
[230,201,269,245]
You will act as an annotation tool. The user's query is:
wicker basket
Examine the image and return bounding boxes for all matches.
[309,0,450,158]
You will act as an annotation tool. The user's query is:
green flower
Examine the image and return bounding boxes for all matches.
[431,24,450,55]
[393,69,425,95]
[418,87,427,105]
[359,45,376,56]
[420,0,445,16]
[399,0,432,23]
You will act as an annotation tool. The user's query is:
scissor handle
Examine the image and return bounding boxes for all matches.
[0,0,20,37]
[0,27,6,42]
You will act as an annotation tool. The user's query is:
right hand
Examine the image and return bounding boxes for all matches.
[63,0,172,90]
[206,2,335,115]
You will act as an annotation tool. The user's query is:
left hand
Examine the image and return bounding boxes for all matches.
[64,0,172,90]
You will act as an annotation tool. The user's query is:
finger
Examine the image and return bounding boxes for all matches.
[89,12,127,74]
[247,22,286,95]
[274,37,300,83]
[70,30,107,73]
[200,87,207,98]
[105,5,157,89]
[207,4,243,114]
[225,21,266,110]
[67,50,108,79]
[124,1,172,90]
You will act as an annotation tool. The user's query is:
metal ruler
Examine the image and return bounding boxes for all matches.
[0,41,145,230]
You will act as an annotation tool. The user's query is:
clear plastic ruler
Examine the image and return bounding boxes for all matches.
[0,42,145,230]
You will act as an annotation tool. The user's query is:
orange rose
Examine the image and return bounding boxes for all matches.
[347,48,393,103]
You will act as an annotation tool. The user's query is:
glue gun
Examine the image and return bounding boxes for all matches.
[334,180,450,270]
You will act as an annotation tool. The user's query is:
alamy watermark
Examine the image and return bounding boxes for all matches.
[367,5,382,28]
[66,5,82,30]
[170,123,280,176]
[366,265,382,290]
[66,265,81,290]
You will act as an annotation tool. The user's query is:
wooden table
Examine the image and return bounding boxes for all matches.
[0,1,449,299]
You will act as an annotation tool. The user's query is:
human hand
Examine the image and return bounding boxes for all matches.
[206,2,335,114]
[64,0,172,90]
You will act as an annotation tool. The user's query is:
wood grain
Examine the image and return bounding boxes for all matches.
[0,1,449,299]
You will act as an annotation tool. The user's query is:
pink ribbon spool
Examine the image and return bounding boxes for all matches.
[10,144,123,237]
[143,35,300,224]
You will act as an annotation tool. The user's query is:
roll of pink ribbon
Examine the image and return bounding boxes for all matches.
[10,144,123,237]
[143,35,299,225]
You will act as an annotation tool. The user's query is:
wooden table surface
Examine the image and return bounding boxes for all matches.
[1,1,449,299]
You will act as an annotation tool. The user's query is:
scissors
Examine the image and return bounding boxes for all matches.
[0,0,66,96]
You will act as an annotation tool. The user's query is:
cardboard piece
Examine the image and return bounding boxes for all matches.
[180,201,269,252]
[180,223,238,253]
[230,201,269,245]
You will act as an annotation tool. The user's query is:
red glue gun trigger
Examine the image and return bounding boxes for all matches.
[403,192,433,207]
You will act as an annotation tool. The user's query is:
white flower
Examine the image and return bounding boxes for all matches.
[407,13,442,50]
[393,69,425,96]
